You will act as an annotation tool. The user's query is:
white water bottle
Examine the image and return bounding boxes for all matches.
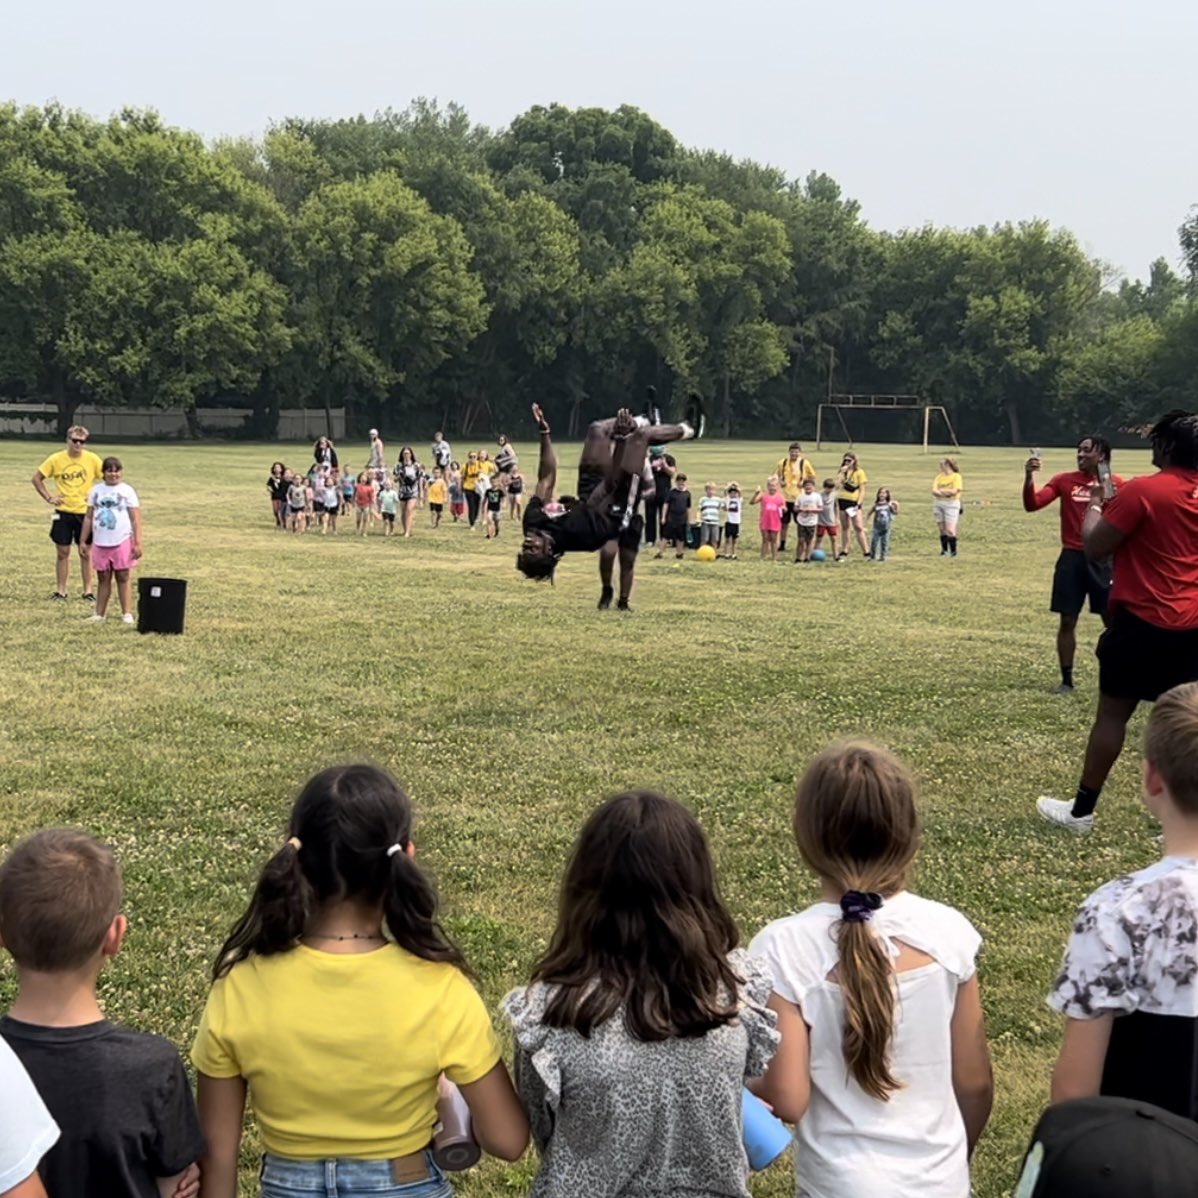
[432,1076,480,1171]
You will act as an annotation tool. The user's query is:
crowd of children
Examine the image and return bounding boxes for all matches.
[6,682,1198,1197]
[267,439,525,541]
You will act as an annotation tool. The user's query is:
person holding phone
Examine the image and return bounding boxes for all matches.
[1037,412,1198,833]
[836,453,869,559]
[1023,437,1124,694]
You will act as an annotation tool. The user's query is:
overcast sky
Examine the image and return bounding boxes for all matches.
[5,0,1194,280]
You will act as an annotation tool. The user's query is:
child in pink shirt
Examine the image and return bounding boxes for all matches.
[752,477,787,562]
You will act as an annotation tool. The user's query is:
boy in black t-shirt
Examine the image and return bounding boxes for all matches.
[484,479,505,539]
[661,474,692,560]
[0,829,204,1198]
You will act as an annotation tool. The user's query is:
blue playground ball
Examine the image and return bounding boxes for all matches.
[811,548,827,562]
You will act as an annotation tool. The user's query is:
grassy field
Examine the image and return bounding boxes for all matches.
[0,435,1162,1197]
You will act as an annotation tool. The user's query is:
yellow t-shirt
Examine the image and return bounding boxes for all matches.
[837,468,868,504]
[38,449,104,514]
[462,461,482,491]
[774,456,817,501]
[934,472,963,500]
[191,944,501,1158]
[427,479,448,505]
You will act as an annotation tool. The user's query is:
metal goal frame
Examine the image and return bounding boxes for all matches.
[815,394,960,454]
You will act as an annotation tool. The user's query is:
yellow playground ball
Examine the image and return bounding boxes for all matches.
[695,545,717,562]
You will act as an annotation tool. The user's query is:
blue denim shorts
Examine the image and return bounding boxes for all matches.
[259,1152,453,1197]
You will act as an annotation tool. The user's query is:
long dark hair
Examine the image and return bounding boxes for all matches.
[212,764,466,979]
[532,791,741,1041]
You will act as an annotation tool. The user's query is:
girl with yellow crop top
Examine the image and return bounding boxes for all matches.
[835,453,870,559]
[932,457,964,557]
[192,765,528,1197]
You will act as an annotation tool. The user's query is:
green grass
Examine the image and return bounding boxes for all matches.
[0,436,1161,1198]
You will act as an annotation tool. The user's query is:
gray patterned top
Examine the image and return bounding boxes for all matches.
[1049,856,1198,1019]
[502,949,780,1198]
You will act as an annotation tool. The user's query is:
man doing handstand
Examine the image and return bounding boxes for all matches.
[517,402,700,608]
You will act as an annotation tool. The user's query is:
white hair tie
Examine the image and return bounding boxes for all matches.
[386,843,405,858]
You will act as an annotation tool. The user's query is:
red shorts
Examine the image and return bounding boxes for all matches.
[817,525,837,539]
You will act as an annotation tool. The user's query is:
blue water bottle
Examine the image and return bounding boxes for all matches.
[741,1088,791,1171]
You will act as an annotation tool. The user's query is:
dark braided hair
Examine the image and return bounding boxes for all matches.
[1151,411,1198,471]
[212,764,466,979]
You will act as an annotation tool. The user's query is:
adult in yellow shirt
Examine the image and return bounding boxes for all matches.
[932,457,964,556]
[461,451,484,529]
[191,764,529,1196]
[31,425,104,601]
[835,452,869,558]
[772,441,817,555]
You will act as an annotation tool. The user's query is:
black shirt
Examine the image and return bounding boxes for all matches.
[485,487,504,511]
[652,454,677,501]
[523,495,616,555]
[666,488,692,523]
[1,1017,205,1197]
[267,475,290,501]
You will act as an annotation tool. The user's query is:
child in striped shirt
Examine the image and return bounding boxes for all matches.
[699,483,723,551]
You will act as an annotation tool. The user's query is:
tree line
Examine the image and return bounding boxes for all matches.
[1,99,1194,442]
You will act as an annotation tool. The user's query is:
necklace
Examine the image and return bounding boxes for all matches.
[305,931,386,942]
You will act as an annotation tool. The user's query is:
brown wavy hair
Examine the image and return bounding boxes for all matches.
[792,742,920,1101]
[532,791,741,1041]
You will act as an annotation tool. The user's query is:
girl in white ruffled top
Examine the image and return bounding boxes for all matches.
[502,790,804,1198]
[751,742,994,1198]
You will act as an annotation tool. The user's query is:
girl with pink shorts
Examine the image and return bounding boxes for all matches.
[81,457,143,625]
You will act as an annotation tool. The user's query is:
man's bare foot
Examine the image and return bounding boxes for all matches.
[531,403,549,432]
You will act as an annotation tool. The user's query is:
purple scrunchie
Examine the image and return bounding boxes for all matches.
[840,890,884,923]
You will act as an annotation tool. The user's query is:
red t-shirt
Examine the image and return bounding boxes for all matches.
[1023,471,1126,551]
[354,484,374,508]
[1103,468,1198,629]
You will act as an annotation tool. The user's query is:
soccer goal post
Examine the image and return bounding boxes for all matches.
[815,395,960,453]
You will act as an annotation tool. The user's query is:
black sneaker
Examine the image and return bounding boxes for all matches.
[81,592,96,602]
[617,597,632,612]
[644,385,661,426]
[684,393,707,439]
[51,592,68,602]
[597,586,614,610]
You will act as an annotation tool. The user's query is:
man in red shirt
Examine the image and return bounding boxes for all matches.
[1038,412,1198,832]
[1023,436,1125,693]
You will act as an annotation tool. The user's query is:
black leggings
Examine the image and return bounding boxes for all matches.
[466,490,480,527]
[643,497,661,545]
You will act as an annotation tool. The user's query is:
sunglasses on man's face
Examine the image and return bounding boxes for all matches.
[70,438,88,445]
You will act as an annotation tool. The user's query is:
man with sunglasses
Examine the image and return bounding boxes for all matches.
[31,426,104,602]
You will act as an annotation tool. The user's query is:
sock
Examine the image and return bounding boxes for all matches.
[948,536,958,554]
[1071,784,1101,818]
[1061,666,1074,688]
[940,533,948,552]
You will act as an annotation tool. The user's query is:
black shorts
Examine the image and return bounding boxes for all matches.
[382,512,395,524]
[577,468,605,505]
[837,497,859,513]
[49,510,88,547]
[430,503,443,513]
[663,521,687,544]
[1097,609,1198,703]
[724,522,740,540]
[782,500,797,526]
[617,513,645,551]
[1051,549,1112,617]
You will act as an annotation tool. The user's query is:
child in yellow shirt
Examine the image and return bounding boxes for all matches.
[428,468,448,529]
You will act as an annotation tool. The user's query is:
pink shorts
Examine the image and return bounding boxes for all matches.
[91,540,137,572]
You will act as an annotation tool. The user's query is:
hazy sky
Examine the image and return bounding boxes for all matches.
[5,0,1194,280]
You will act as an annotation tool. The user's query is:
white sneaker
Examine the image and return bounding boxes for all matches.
[85,613,106,622]
[1036,796,1094,834]
[120,612,135,625]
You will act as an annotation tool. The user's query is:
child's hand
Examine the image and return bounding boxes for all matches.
[171,1163,200,1198]
[132,542,143,560]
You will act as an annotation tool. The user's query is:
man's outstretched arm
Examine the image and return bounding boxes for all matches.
[532,404,557,501]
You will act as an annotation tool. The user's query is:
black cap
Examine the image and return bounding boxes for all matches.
[1015,1098,1198,1198]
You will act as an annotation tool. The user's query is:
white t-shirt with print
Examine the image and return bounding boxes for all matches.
[0,1035,59,1191]
[725,497,742,526]
[797,491,824,527]
[1050,856,1198,1021]
[87,481,140,547]
[750,892,981,1198]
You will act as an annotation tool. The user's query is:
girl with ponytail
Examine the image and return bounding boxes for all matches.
[191,764,528,1198]
[751,742,993,1198]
